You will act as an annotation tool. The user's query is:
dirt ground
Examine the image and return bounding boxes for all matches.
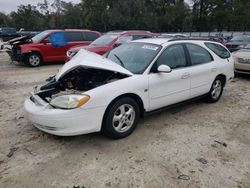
[0,49,250,188]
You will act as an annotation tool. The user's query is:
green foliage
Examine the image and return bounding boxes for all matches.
[0,0,249,32]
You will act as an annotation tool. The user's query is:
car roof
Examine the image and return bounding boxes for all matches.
[130,38,172,45]
[45,29,100,33]
[107,30,154,35]
[131,38,220,46]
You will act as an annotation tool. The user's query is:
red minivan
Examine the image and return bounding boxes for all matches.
[9,29,101,67]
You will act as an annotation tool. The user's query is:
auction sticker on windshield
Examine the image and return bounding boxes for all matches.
[142,45,159,51]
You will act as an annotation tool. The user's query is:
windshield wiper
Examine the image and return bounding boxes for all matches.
[113,54,125,68]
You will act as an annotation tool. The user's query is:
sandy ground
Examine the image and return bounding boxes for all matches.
[0,50,250,188]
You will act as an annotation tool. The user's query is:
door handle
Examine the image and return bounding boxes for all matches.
[181,72,190,79]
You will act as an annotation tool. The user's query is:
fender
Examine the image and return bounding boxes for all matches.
[20,45,42,55]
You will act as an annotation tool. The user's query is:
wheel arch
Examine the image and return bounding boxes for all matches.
[22,48,43,61]
[101,93,145,129]
[216,74,226,87]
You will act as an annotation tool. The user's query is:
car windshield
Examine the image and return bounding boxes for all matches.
[32,30,50,43]
[231,35,250,42]
[91,34,119,45]
[107,42,161,74]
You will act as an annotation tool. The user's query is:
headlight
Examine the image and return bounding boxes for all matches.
[66,50,76,58]
[50,95,90,109]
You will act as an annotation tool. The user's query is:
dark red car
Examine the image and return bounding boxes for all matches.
[8,29,101,66]
[66,30,155,59]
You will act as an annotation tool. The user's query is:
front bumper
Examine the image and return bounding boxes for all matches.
[6,47,23,62]
[24,95,107,136]
[234,59,250,75]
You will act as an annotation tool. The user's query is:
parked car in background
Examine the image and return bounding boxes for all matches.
[7,29,101,67]
[232,44,250,74]
[154,33,187,39]
[0,38,4,50]
[66,30,155,59]
[24,38,234,139]
[0,27,20,41]
[226,35,250,52]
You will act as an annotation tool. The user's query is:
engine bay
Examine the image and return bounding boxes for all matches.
[35,66,128,102]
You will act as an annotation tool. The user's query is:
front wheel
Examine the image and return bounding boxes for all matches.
[25,52,42,67]
[207,76,224,103]
[102,97,140,139]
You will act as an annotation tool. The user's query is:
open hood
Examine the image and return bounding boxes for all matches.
[9,35,31,45]
[56,49,133,80]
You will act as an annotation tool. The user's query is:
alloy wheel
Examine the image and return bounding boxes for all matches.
[112,104,135,133]
[29,55,40,66]
[211,79,222,100]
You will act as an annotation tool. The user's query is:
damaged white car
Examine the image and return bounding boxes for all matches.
[24,39,234,139]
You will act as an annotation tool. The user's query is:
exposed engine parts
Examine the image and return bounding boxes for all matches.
[36,66,128,102]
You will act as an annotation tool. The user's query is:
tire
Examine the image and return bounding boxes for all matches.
[102,97,140,139]
[206,76,224,103]
[25,52,42,67]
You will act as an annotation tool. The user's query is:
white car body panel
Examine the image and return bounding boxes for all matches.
[24,39,234,136]
[148,68,190,110]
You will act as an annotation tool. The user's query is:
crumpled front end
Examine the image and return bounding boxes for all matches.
[24,50,131,136]
[7,35,32,62]
[24,94,106,136]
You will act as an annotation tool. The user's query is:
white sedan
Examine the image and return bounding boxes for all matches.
[24,38,234,139]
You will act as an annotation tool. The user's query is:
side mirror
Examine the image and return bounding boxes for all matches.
[157,65,171,73]
[42,38,49,44]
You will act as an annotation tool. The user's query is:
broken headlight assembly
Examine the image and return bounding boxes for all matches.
[50,94,90,109]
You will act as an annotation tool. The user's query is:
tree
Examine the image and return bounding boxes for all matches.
[9,4,44,30]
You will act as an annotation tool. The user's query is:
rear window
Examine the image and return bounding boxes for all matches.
[85,32,99,41]
[186,43,213,65]
[205,42,231,59]
[65,32,84,42]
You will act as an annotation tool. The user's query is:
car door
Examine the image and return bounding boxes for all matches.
[64,31,88,58]
[184,43,217,98]
[38,31,68,62]
[148,44,191,110]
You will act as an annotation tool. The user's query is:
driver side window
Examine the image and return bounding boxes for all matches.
[156,44,186,69]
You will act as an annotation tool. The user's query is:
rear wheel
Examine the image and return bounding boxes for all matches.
[25,52,42,67]
[102,97,140,139]
[207,76,224,103]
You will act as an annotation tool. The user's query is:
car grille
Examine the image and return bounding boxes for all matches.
[238,57,250,64]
